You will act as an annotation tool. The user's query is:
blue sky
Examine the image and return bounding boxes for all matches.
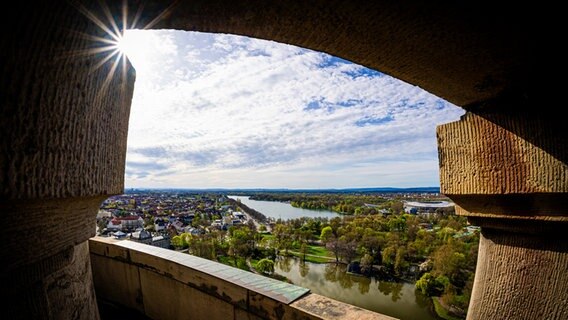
[121,30,464,189]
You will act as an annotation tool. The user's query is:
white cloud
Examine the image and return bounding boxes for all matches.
[123,30,464,188]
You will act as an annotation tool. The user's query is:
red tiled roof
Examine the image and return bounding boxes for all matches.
[120,216,141,221]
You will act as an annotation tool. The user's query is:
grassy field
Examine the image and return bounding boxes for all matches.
[261,234,275,241]
[288,245,336,263]
[260,234,335,263]
[305,245,330,256]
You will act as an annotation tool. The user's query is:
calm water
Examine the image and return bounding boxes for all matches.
[275,259,437,320]
[228,196,340,220]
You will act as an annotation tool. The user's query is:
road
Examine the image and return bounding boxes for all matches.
[240,210,272,232]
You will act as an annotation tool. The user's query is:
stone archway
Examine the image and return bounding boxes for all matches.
[2,1,563,320]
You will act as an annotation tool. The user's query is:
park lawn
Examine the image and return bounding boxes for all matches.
[306,245,331,256]
[261,234,275,241]
[289,244,336,263]
[292,253,334,264]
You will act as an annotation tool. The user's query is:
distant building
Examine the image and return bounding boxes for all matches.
[151,235,170,249]
[403,201,454,215]
[113,231,127,239]
[96,210,112,219]
[154,218,166,232]
[171,220,185,232]
[183,227,202,236]
[130,230,152,245]
[107,218,122,231]
[119,215,144,231]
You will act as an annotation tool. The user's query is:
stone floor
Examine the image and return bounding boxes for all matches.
[97,299,151,320]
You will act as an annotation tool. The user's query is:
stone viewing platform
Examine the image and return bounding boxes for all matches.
[90,237,396,320]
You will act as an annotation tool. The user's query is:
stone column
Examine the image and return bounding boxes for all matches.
[0,1,134,318]
[437,108,568,320]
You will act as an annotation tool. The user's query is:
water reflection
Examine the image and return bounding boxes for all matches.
[274,258,438,320]
[414,289,432,308]
[324,263,338,282]
[276,257,292,273]
[356,276,371,295]
[299,261,310,278]
[377,281,404,302]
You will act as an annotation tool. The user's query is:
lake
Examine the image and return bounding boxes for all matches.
[228,195,340,220]
[275,258,438,320]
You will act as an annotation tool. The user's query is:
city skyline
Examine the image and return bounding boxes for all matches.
[122,30,464,189]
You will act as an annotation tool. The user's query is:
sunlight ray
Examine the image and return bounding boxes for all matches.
[99,0,122,40]
[96,50,123,101]
[89,48,121,74]
[129,2,144,30]
[72,1,121,42]
[142,1,178,30]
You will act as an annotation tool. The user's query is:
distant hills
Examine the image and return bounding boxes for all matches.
[125,187,440,194]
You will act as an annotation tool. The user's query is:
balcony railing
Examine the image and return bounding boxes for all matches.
[89,237,395,320]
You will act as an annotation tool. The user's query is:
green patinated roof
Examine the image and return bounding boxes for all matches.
[117,240,310,304]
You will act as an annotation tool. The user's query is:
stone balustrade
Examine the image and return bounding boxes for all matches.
[89,237,395,320]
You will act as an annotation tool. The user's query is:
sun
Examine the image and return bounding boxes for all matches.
[114,30,151,71]
[116,31,141,58]
[70,0,177,91]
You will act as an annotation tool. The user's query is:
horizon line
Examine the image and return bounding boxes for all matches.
[122,186,441,191]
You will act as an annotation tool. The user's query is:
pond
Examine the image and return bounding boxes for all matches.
[274,258,438,320]
[228,195,340,220]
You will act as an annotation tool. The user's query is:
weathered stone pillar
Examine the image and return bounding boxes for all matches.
[437,108,568,320]
[0,1,134,318]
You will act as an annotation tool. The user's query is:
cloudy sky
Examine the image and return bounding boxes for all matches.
[121,30,464,189]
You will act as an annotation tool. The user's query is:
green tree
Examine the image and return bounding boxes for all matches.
[97,219,107,233]
[320,226,334,242]
[394,247,407,275]
[321,225,342,263]
[191,215,201,228]
[338,238,358,264]
[256,258,275,275]
[381,246,396,269]
[171,235,185,249]
[299,242,308,262]
[415,272,445,296]
[360,253,374,274]
[228,227,254,263]
[273,224,293,254]
[433,243,468,285]
[390,201,404,214]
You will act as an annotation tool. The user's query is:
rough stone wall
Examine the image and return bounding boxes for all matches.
[468,230,568,320]
[0,1,134,200]
[438,112,567,196]
[6,241,99,319]
[438,111,567,219]
[140,0,530,107]
[438,106,568,319]
[0,2,134,319]
[0,0,544,319]
[90,237,396,320]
